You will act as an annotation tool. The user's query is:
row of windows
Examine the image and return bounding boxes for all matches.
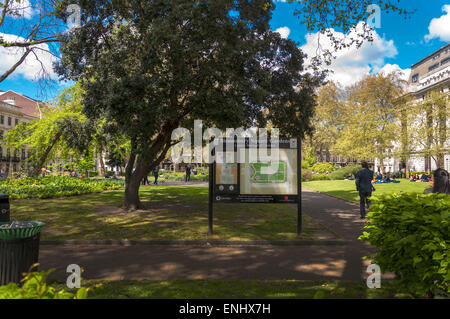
[429,63,439,72]
[0,163,22,174]
[0,115,19,126]
[441,56,450,66]
[0,147,27,159]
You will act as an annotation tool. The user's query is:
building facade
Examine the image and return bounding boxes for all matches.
[0,90,41,177]
[374,43,450,173]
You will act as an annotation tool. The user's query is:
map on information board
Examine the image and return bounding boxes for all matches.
[250,161,287,183]
[240,148,297,195]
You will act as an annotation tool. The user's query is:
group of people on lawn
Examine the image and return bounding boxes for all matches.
[409,172,432,183]
[355,162,450,219]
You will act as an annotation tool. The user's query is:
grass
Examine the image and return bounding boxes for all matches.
[303,179,431,203]
[10,186,329,241]
[55,279,403,299]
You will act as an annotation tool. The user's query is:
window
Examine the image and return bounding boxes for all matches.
[429,63,439,72]
[0,115,3,125]
[15,119,18,126]
[412,74,419,83]
[7,117,11,126]
[432,54,441,60]
[441,57,450,66]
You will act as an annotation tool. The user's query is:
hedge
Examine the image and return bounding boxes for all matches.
[0,176,122,199]
[330,164,362,180]
[311,163,335,174]
[359,193,450,298]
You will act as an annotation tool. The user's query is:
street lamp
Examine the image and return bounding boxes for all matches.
[446,157,449,172]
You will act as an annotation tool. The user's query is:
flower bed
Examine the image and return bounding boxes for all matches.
[0,176,122,199]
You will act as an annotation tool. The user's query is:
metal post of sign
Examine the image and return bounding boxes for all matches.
[208,162,214,235]
[297,137,302,237]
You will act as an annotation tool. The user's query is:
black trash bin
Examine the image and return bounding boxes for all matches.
[0,194,9,222]
[0,221,46,285]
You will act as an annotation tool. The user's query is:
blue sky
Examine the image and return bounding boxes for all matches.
[1,0,449,101]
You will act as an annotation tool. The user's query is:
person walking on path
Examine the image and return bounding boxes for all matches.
[355,161,375,219]
[185,164,191,182]
[142,174,149,185]
[153,165,159,185]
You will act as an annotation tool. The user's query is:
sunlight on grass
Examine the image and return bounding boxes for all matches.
[303,180,430,202]
[9,186,332,241]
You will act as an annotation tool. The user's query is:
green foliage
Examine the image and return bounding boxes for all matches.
[311,174,331,181]
[0,265,88,299]
[0,176,121,199]
[359,193,450,298]
[302,145,317,169]
[311,162,335,174]
[329,164,362,180]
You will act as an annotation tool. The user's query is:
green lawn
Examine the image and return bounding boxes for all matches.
[303,179,431,203]
[56,279,403,299]
[10,186,328,241]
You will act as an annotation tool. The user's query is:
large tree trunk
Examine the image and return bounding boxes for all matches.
[97,146,106,177]
[122,133,174,211]
[124,172,142,210]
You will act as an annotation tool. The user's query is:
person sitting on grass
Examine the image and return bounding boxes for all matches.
[420,173,430,183]
[375,172,383,181]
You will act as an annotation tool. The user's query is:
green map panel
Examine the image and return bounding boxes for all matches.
[250,161,287,183]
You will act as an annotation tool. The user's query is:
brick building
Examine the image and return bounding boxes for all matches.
[0,90,42,177]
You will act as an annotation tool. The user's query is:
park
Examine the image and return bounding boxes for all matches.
[0,0,448,304]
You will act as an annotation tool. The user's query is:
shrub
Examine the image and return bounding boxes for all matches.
[330,164,362,180]
[311,174,331,181]
[0,266,89,299]
[359,193,450,298]
[311,163,335,174]
[0,176,122,199]
[302,169,312,182]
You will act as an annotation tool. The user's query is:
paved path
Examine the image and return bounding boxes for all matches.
[40,188,387,282]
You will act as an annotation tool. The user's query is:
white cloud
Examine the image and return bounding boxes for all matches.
[377,64,411,82]
[300,22,402,87]
[275,26,290,39]
[0,0,35,19]
[0,33,58,81]
[425,4,450,42]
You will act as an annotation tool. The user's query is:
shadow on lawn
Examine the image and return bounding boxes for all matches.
[11,186,326,241]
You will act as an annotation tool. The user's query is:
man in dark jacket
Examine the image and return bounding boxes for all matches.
[355,161,375,219]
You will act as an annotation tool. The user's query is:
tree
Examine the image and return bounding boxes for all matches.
[331,73,405,165]
[3,83,86,176]
[310,82,346,161]
[0,0,64,85]
[409,89,449,170]
[55,0,321,210]
[3,82,124,176]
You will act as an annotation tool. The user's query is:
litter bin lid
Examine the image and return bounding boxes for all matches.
[0,221,45,239]
[0,193,9,199]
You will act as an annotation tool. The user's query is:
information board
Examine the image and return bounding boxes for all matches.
[212,137,299,204]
